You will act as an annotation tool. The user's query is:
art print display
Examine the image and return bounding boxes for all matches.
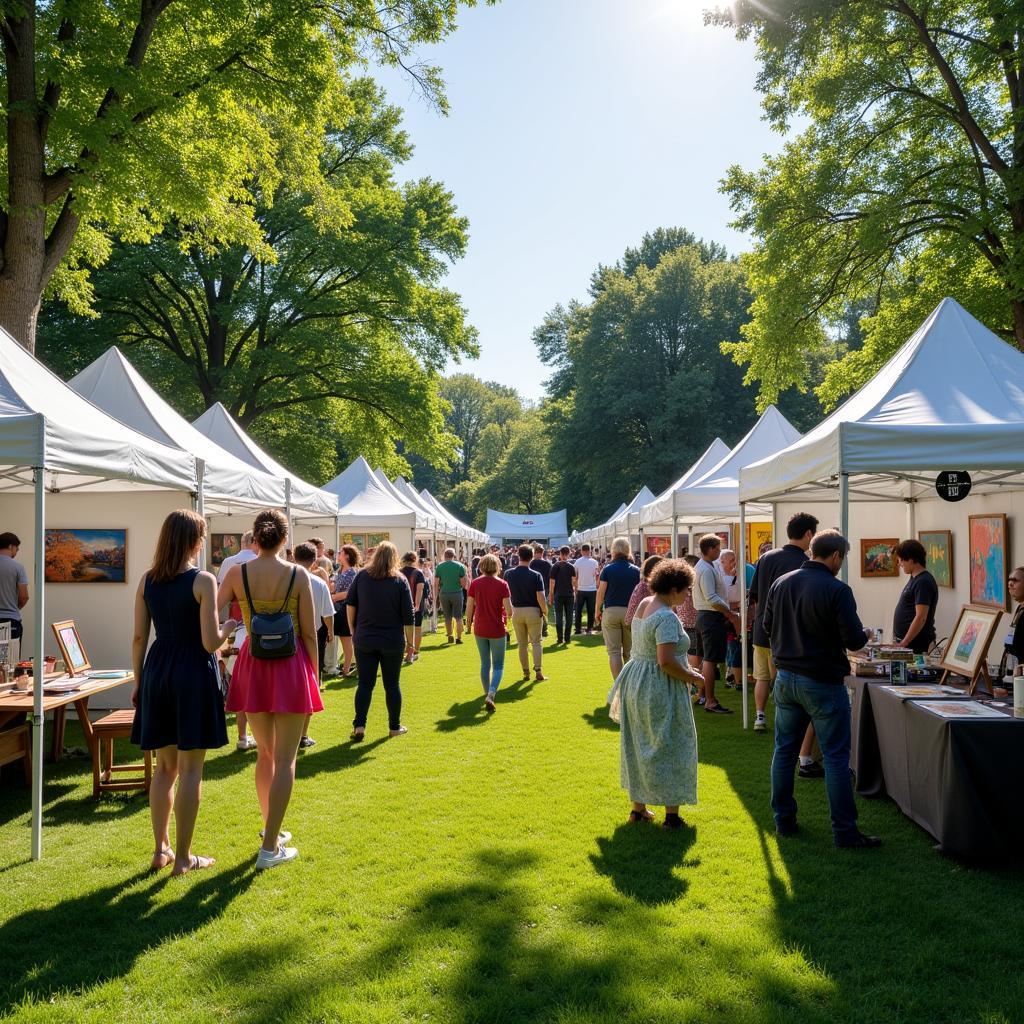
[44,529,126,583]
[746,522,773,559]
[937,604,1001,681]
[968,514,1008,609]
[52,619,91,675]
[918,530,953,588]
[915,700,1005,720]
[210,533,242,567]
[645,536,671,557]
[860,538,898,578]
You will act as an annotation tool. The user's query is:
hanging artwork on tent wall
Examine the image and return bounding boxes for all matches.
[918,530,953,587]
[210,533,242,567]
[746,522,773,559]
[860,539,898,578]
[44,529,127,583]
[968,514,1008,609]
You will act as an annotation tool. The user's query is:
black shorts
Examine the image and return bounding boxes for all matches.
[696,610,728,664]
[687,625,703,659]
[413,609,424,628]
[334,607,351,638]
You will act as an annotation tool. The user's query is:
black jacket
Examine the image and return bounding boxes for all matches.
[762,561,868,685]
[749,544,808,647]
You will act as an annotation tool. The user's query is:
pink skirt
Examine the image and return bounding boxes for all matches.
[226,639,324,715]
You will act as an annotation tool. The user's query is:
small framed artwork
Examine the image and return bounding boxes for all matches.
[860,538,899,578]
[51,619,91,677]
[936,604,1002,690]
[210,533,243,567]
[918,530,953,588]
[968,514,1008,609]
[746,522,773,560]
[45,528,127,583]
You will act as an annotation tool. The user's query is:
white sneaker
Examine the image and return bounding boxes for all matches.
[236,736,257,751]
[255,845,298,870]
[259,829,292,844]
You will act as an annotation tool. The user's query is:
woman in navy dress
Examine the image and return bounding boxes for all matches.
[131,510,237,875]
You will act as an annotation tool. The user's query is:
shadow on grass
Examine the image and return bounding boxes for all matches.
[589,819,698,905]
[295,736,389,778]
[0,859,255,1012]
[581,703,618,732]
[434,678,539,733]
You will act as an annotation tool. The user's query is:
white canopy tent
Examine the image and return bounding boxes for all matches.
[323,457,421,552]
[582,503,627,547]
[735,297,1024,728]
[484,508,569,544]
[191,401,337,519]
[372,468,439,535]
[392,476,460,549]
[419,488,486,545]
[0,328,197,860]
[610,486,656,554]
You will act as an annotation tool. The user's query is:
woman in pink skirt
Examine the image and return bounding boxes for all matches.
[219,509,323,869]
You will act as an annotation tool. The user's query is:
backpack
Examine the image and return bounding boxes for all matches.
[242,562,297,660]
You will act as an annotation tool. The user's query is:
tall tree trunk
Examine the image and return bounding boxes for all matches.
[0,6,46,353]
[1012,297,1024,349]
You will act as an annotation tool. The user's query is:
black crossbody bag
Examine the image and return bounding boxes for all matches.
[242,563,297,660]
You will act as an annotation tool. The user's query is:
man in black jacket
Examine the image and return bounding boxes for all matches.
[762,530,880,849]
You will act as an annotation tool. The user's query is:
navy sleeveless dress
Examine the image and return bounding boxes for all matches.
[131,568,228,751]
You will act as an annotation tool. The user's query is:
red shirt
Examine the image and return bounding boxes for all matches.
[468,574,511,639]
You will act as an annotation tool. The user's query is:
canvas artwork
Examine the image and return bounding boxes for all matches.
[645,536,671,557]
[915,700,1006,720]
[918,530,953,588]
[968,514,1008,609]
[367,533,391,547]
[860,538,898,578]
[44,529,126,583]
[939,604,1001,680]
[746,522,773,560]
[52,620,90,674]
[714,530,730,549]
[210,533,242,567]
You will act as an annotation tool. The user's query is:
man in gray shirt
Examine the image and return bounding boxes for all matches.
[693,533,740,714]
[0,532,30,640]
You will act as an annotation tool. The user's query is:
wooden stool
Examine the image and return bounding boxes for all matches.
[92,710,152,798]
[0,723,31,785]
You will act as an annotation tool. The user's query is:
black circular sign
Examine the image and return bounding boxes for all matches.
[935,471,972,502]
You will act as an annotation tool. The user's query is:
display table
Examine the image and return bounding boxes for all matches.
[847,676,1024,859]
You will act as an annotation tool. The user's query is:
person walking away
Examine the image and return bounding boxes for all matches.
[530,543,553,637]
[434,548,467,644]
[573,543,599,635]
[504,545,548,681]
[219,509,323,869]
[748,513,818,745]
[399,551,427,663]
[293,543,335,749]
[131,510,236,875]
[595,537,641,682]
[762,530,880,848]
[466,554,514,712]
[891,539,938,654]
[347,542,415,740]
[331,545,361,678]
[0,532,29,642]
[610,559,704,829]
[693,534,740,714]
[548,546,577,644]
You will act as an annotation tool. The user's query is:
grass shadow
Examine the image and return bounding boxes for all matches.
[589,820,698,906]
[295,735,389,778]
[581,703,618,732]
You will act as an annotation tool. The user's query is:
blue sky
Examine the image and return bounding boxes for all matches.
[377,0,784,400]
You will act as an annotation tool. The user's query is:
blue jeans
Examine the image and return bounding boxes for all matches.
[770,670,858,842]
[476,635,506,695]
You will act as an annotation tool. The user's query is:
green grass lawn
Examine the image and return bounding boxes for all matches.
[0,630,1021,1024]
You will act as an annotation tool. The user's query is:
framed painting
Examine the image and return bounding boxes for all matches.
[45,529,126,583]
[51,619,91,676]
[746,522,773,560]
[936,604,1001,684]
[918,530,953,588]
[645,535,671,557]
[860,538,898,578]
[210,532,242,567]
[968,514,1008,609]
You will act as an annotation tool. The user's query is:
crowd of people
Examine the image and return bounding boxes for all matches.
[18,498,1011,874]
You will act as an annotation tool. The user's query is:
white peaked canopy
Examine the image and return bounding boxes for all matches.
[323,457,419,535]
[645,407,800,525]
[393,476,452,536]
[611,486,657,535]
[371,468,434,531]
[484,508,569,540]
[740,298,1024,503]
[191,402,337,518]
[69,348,285,509]
[638,437,732,528]
[420,488,486,543]
[583,502,628,543]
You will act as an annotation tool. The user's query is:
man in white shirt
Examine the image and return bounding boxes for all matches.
[294,543,335,749]
[693,534,741,715]
[573,543,599,635]
[217,531,259,750]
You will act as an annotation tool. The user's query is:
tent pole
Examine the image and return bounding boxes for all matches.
[31,456,46,860]
[739,501,748,731]
[285,479,293,549]
[196,458,207,570]
[905,497,915,538]
[671,515,678,558]
[839,473,850,583]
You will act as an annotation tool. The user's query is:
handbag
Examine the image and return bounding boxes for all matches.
[242,563,297,660]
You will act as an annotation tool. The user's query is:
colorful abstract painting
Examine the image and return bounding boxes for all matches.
[968,514,1008,609]
[860,539,899,578]
[918,530,953,588]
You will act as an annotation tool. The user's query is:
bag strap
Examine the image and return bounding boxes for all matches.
[278,567,297,614]
[241,562,255,610]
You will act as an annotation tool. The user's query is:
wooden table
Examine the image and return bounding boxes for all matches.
[0,673,135,763]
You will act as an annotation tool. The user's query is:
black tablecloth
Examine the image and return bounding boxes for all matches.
[847,677,1024,860]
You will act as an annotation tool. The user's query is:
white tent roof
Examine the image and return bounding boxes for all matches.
[393,476,451,535]
[323,457,417,530]
[485,508,569,539]
[371,468,435,531]
[0,329,195,492]
[420,488,485,542]
[638,437,732,528]
[740,298,1024,503]
[69,348,285,508]
[191,402,337,518]
[611,485,657,534]
[583,502,628,541]
[644,408,800,523]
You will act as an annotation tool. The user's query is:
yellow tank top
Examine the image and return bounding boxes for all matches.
[237,569,301,633]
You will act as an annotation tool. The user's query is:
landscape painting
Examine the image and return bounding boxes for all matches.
[211,533,242,567]
[968,514,1008,609]
[45,529,127,583]
[918,530,953,587]
[860,538,898,578]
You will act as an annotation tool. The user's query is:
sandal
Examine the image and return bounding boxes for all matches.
[149,845,174,872]
[628,809,655,824]
[663,813,685,830]
[350,728,365,742]
[171,853,215,876]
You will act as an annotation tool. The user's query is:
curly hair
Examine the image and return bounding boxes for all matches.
[649,558,695,596]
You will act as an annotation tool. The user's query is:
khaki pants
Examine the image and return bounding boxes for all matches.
[512,606,543,674]
[601,605,631,661]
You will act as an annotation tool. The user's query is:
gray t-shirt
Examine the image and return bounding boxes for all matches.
[693,558,729,614]
[0,554,28,621]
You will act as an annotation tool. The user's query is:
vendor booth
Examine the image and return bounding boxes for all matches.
[484,508,569,547]
[609,486,656,557]
[419,489,486,552]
